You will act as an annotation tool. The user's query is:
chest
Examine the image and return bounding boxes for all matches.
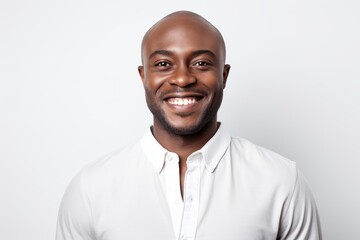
[91,168,284,240]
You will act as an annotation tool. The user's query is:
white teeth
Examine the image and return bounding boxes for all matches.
[168,97,196,106]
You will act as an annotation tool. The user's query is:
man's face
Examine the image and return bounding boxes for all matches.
[138,16,230,136]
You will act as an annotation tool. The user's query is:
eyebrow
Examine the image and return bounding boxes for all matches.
[149,50,173,59]
[148,49,217,60]
[191,50,216,59]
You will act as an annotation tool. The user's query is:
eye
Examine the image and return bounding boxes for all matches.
[193,60,212,70]
[194,61,209,66]
[154,61,171,69]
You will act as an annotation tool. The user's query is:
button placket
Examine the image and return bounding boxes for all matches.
[163,152,183,239]
[179,154,201,240]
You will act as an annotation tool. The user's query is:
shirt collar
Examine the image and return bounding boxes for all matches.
[140,123,231,173]
[197,123,231,172]
[140,128,168,173]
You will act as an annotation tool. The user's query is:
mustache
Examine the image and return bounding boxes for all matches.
[158,87,208,98]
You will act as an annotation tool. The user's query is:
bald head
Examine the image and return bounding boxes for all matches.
[140,11,226,64]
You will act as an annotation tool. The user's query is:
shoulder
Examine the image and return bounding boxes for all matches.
[68,140,145,194]
[229,136,296,169]
[227,137,322,238]
[56,140,146,239]
[84,141,142,171]
[228,136,298,189]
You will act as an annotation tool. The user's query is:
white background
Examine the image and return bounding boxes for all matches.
[1,0,359,239]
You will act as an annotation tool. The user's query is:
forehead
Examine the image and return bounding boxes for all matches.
[142,14,225,59]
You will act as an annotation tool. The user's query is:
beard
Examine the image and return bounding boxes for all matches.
[145,88,223,136]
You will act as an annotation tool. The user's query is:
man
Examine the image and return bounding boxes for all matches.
[56,11,322,240]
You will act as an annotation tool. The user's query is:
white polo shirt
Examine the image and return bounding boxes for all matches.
[56,124,322,240]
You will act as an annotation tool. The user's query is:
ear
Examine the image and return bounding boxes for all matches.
[138,66,145,83]
[222,64,231,89]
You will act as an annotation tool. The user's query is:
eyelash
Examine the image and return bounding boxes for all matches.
[155,61,170,67]
[194,61,209,66]
[154,61,172,71]
[153,60,212,70]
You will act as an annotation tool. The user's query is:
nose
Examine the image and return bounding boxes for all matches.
[169,65,196,87]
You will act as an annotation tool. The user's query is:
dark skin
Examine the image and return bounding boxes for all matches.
[138,11,230,197]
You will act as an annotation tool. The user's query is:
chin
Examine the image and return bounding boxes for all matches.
[167,125,201,136]
[161,117,211,136]
[151,103,219,136]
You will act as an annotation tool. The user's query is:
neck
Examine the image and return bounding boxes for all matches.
[152,120,219,162]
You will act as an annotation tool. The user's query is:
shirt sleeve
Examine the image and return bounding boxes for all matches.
[278,169,322,240]
[56,172,95,240]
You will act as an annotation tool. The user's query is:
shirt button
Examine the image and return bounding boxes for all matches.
[167,155,173,161]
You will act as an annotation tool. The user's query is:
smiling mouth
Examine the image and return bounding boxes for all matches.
[167,97,198,106]
[165,96,207,106]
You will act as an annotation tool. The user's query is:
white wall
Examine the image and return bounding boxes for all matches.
[1,0,359,239]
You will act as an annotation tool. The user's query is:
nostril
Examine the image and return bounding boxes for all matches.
[169,74,197,87]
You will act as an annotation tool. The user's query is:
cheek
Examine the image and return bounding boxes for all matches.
[200,72,224,91]
[144,72,168,94]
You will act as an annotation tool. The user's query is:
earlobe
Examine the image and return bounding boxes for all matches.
[138,66,145,82]
[222,64,231,89]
